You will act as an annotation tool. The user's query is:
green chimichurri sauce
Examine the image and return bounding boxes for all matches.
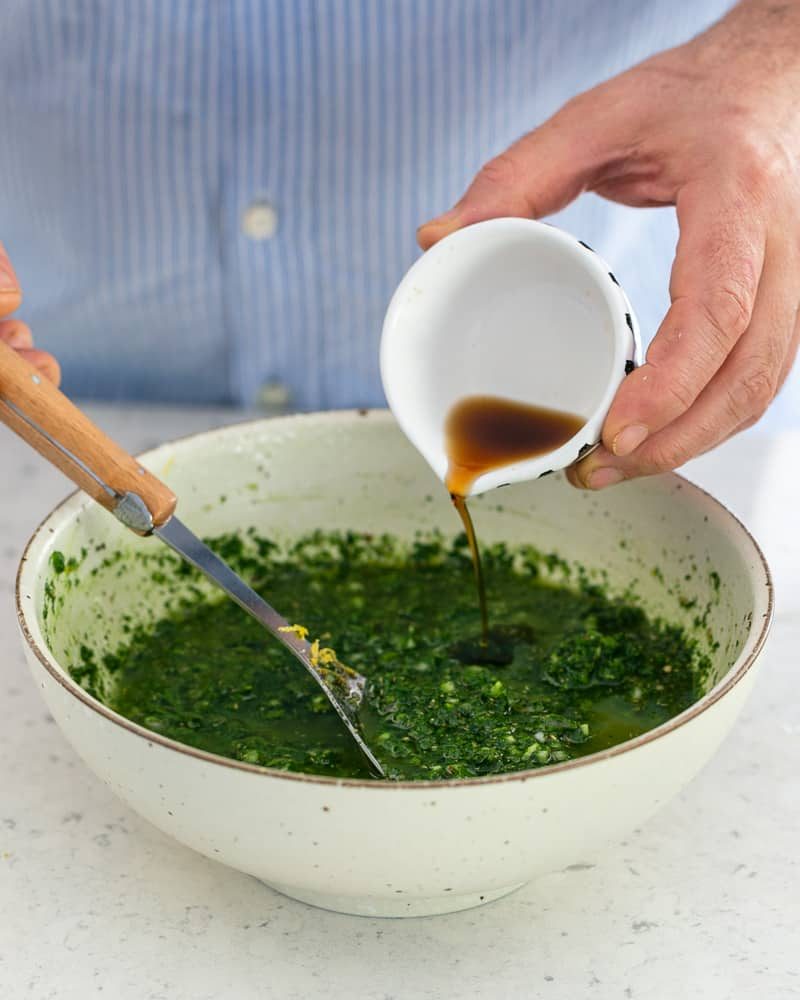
[67,531,709,781]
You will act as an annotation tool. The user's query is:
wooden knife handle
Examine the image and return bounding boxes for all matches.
[0,340,177,530]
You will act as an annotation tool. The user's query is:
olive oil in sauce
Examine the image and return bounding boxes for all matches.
[444,395,585,653]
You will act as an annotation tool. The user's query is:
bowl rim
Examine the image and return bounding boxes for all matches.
[15,409,774,791]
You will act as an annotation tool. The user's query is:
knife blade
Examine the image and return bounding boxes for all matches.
[155,516,385,777]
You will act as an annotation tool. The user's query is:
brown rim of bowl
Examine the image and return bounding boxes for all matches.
[15,409,774,791]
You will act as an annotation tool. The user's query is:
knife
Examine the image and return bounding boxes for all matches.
[0,340,384,777]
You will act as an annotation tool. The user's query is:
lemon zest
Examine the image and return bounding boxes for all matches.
[280,624,342,672]
[278,624,309,641]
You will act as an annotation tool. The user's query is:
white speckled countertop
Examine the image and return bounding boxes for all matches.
[1,406,798,1000]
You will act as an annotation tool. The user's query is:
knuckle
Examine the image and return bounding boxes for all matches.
[639,436,688,475]
[700,283,753,342]
[732,130,794,194]
[474,148,540,217]
[646,358,698,413]
[726,363,777,421]
[476,152,523,192]
[749,139,793,186]
[662,373,697,413]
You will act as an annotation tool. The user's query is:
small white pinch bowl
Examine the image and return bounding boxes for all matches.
[17,413,771,918]
[381,217,642,496]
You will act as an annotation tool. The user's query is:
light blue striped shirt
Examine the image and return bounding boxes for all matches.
[7,0,779,418]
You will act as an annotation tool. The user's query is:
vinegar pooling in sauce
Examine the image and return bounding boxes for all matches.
[445,396,585,649]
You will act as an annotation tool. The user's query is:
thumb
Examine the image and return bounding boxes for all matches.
[417,94,621,250]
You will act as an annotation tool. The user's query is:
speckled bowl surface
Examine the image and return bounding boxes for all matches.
[16,412,772,917]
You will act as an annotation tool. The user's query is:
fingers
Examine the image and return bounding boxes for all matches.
[571,237,797,487]
[417,92,630,250]
[600,182,766,459]
[0,319,61,385]
[0,240,22,316]
[0,250,60,386]
[713,309,800,449]
[0,318,33,350]
[15,347,61,386]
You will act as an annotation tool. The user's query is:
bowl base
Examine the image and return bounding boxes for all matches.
[263,880,526,918]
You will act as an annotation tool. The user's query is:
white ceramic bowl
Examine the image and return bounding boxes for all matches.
[16,412,771,918]
[380,218,642,495]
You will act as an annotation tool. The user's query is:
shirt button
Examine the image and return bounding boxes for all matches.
[257,379,292,414]
[241,199,279,241]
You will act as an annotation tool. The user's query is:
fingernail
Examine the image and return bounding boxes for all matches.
[613,423,648,457]
[417,208,460,234]
[587,467,625,490]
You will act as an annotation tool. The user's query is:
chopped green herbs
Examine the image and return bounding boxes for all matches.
[67,530,709,781]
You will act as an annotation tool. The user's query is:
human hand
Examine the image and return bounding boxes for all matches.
[0,241,60,385]
[417,0,800,488]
